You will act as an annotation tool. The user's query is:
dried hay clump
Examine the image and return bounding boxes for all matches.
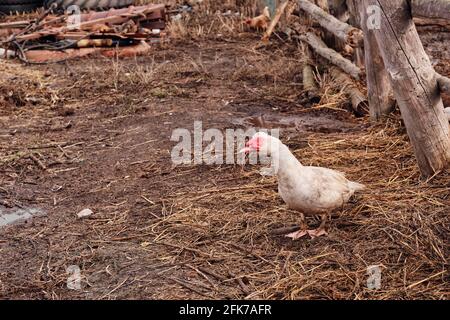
[141,119,448,299]
[0,60,57,114]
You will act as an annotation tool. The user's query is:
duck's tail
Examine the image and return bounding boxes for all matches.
[349,181,366,192]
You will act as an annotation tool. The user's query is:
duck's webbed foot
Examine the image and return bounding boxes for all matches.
[286,229,309,240]
[307,228,328,238]
[285,213,309,240]
[307,214,329,238]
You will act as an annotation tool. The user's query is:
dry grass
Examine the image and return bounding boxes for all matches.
[132,118,448,299]
[0,1,448,301]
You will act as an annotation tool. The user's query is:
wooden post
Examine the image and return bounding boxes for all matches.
[371,0,450,176]
[359,0,394,120]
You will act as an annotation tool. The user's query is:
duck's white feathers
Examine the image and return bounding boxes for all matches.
[272,139,365,216]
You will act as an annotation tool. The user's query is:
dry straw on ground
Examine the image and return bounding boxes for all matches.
[0,0,448,300]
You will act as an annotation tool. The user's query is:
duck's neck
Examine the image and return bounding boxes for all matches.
[271,143,303,177]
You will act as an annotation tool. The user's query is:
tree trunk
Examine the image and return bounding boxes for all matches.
[371,0,450,176]
[359,0,395,120]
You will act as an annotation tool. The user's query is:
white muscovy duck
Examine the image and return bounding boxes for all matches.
[240,132,365,239]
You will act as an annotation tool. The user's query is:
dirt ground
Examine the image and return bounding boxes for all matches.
[0,22,449,299]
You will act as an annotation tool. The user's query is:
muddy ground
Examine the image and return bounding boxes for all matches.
[0,28,449,299]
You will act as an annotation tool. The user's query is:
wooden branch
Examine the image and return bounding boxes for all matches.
[411,0,450,20]
[298,32,361,79]
[297,0,363,46]
[372,0,450,176]
[262,0,290,42]
[330,67,368,116]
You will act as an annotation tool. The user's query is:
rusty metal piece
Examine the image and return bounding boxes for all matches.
[75,39,114,48]
[1,3,165,64]
[101,40,151,58]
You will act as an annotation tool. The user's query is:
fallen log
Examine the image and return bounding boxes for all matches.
[298,32,361,79]
[330,67,368,116]
[371,0,450,176]
[411,0,450,20]
[297,0,363,46]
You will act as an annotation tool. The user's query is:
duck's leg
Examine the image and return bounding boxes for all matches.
[286,213,309,240]
[308,214,328,238]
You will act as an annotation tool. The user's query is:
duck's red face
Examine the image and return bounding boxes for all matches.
[239,135,264,154]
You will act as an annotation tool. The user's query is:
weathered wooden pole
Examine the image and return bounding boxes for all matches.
[370,0,450,176]
[358,0,394,120]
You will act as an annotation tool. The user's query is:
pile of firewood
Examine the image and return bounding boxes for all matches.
[264,0,450,177]
[0,3,166,63]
